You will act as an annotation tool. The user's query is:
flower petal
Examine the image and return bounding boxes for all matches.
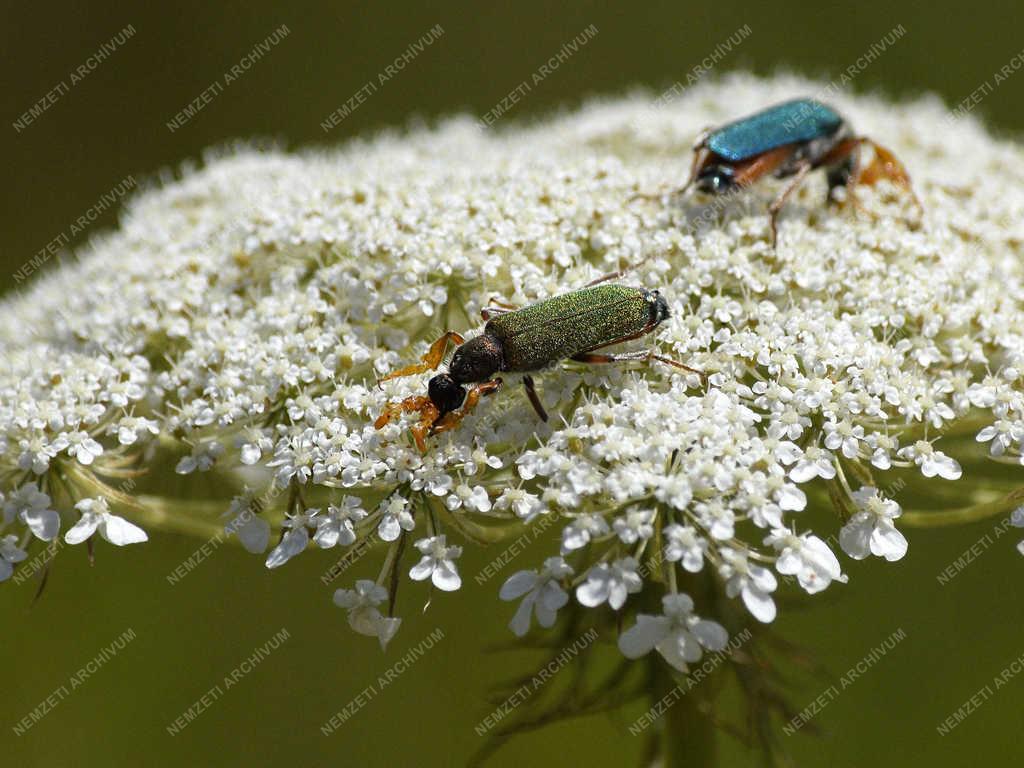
[618,615,669,659]
[100,514,149,546]
[692,619,728,651]
[265,527,308,568]
[408,557,434,582]
[236,517,271,554]
[432,561,462,591]
[64,515,101,545]
[741,585,776,623]
[508,593,536,637]
[839,520,872,560]
[499,570,537,601]
[22,507,60,541]
[870,522,908,561]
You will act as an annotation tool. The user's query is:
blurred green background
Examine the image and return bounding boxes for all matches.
[3,1,1024,766]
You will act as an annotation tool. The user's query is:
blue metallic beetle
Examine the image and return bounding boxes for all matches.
[646,98,921,244]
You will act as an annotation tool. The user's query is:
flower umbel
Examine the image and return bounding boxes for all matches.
[1,75,1022,672]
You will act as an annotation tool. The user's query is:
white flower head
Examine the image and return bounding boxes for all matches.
[840,487,908,562]
[663,523,707,573]
[0,535,29,582]
[237,429,274,465]
[766,528,847,594]
[114,416,159,446]
[823,420,865,461]
[561,514,610,553]
[409,534,463,591]
[499,556,573,636]
[613,507,656,545]
[719,547,777,623]
[618,593,728,672]
[65,497,148,546]
[18,436,64,475]
[785,444,836,483]
[314,496,367,549]
[63,430,104,466]
[377,495,415,542]
[175,441,224,474]
[4,482,60,541]
[333,579,401,649]
[445,481,492,514]
[264,509,320,568]
[493,487,544,521]
[576,557,642,610]
[896,441,962,480]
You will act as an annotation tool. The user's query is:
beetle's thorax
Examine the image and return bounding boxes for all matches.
[449,333,505,384]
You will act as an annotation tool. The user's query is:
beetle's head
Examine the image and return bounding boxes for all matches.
[695,165,738,195]
[645,289,671,325]
[427,374,466,417]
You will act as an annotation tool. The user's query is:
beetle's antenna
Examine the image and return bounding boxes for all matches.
[377,331,466,385]
[585,253,659,286]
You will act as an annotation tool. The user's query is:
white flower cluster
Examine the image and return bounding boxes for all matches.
[2,75,1023,661]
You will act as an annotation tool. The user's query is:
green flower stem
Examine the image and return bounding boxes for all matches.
[900,486,1024,527]
[63,463,227,539]
[131,495,230,539]
[658,662,717,768]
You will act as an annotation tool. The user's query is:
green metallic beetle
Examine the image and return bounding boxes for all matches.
[375,281,702,450]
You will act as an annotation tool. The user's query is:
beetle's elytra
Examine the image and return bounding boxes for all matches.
[375,282,702,451]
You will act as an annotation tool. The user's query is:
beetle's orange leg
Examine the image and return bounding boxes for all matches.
[857,139,923,215]
[374,395,433,429]
[823,137,922,217]
[379,331,465,383]
[374,396,440,452]
[409,402,441,452]
[431,379,503,436]
[856,140,911,188]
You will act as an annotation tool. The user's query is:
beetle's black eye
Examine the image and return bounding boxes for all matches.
[696,166,737,195]
[428,374,466,416]
[653,292,670,323]
[644,289,671,324]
